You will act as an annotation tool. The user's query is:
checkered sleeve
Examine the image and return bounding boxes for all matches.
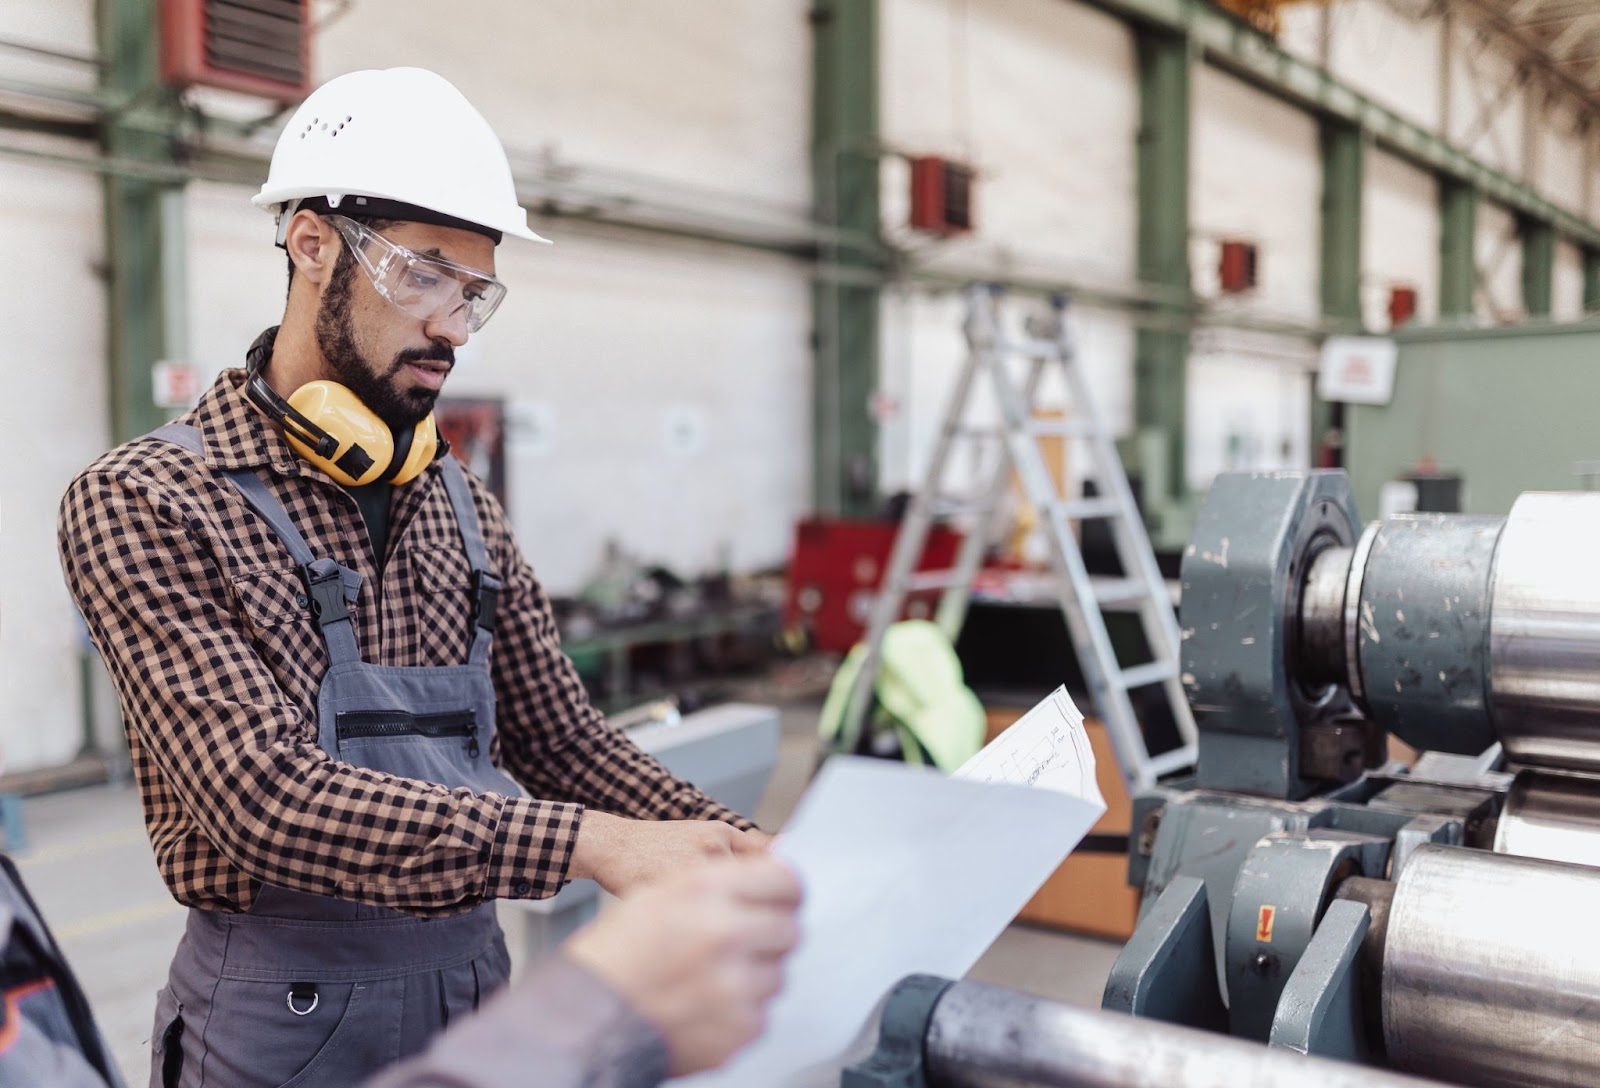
[474,482,757,832]
[59,462,581,911]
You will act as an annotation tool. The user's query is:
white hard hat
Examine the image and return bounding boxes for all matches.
[253,67,549,245]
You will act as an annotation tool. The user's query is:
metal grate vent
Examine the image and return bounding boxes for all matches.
[204,0,305,89]
[162,0,311,101]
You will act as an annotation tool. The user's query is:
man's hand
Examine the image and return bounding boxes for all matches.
[564,854,803,1076]
[571,812,769,896]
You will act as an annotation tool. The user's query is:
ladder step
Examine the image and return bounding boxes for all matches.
[1118,660,1178,690]
[1092,578,1149,606]
[904,569,960,592]
[1147,744,1198,779]
[1025,419,1096,439]
[1011,337,1060,359]
[1056,497,1120,520]
[930,496,991,518]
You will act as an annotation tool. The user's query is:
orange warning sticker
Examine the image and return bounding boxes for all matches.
[1256,905,1276,943]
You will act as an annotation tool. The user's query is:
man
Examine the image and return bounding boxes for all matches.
[3,852,801,1088]
[58,67,766,1088]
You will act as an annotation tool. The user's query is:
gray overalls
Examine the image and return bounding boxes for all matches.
[149,424,523,1088]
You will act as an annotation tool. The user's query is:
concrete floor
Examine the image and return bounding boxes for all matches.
[13,688,1124,1085]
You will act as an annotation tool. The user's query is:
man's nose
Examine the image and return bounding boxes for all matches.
[424,304,471,348]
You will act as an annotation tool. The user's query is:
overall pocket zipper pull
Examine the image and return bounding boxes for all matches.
[466,720,480,759]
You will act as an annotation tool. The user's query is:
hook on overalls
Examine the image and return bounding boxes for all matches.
[287,981,319,1016]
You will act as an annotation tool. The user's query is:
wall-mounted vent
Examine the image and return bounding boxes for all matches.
[1218,239,1259,294]
[161,0,312,102]
[909,156,976,237]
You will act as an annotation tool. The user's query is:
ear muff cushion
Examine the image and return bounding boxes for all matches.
[388,417,439,485]
[284,381,394,486]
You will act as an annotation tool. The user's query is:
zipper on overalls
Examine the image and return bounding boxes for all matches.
[337,709,480,757]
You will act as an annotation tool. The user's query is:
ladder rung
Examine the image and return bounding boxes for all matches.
[1011,337,1060,359]
[1026,419,1096,438]
[1057,497,1120,520]
[950,424,1003,440]
[1118,661,1178,690]
[930,497,991,518]
[1147,745,1198,779]
[1092,578,1148,606]
[904,569,960,592]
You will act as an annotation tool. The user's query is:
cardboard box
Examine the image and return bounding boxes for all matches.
[984,706,1140,940]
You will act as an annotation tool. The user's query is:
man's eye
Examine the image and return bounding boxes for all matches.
[464,284,487,302]
[404,269,441,290]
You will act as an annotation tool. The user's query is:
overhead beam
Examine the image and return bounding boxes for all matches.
[1076,0,1600,250]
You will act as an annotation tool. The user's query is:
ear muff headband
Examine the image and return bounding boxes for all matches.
[245,351,440,487]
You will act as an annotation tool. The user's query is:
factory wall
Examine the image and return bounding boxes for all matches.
[5,0,1600,772]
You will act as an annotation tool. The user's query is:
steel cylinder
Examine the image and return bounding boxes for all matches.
[1351,513,1503,756]
[1383,845,1600,1088]
[1493,770,1600,867]
[1297,545,1352,690]
[1490,492,1600,773]
[921,980,1448,1088]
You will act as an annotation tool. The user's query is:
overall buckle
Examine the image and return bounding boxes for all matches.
[300,563,350,627]
[470,570,500,631]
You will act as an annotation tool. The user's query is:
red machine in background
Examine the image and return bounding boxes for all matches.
[782,517,965,654]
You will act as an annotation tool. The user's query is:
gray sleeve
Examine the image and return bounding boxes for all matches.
[364,953,670,1088]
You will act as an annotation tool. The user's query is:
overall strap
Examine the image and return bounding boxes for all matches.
[437,456,501,664]
[149,423,363,666]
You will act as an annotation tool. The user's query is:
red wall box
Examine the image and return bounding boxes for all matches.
[909,156,976,237]
[161,0,312,101]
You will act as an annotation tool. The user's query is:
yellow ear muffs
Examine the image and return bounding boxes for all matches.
[280,381,439,486]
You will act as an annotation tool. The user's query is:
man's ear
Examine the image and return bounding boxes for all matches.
[284,210,338,286]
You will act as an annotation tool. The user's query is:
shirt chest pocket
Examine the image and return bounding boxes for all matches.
[232,567,314,635]
[402,545,482,661]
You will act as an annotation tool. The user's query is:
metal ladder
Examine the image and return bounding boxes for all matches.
[837,285,1197,792]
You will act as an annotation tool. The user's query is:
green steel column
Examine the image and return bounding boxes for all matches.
[1520,217,1555,319]
[1314,121,1364,466]
[1585,249,1600,315]
[1319,122,1364,328]
[1439,179,1478,320]
[1134,28,1192,516]
[810,0,881,517]
[99,0,180,443]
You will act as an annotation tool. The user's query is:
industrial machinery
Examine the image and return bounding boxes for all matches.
[843,469,1600,1088]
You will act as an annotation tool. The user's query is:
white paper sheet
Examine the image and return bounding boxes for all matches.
[956,685,1105,808]
[674,694,1105,1087]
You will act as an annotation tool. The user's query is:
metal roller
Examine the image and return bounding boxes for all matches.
[1383,845,1600,1088]
[1490,492,1600,774]
[919,980,1449,1088]
[1493,770,1600,867]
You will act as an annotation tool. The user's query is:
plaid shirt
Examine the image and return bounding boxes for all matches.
[58,363,753,916]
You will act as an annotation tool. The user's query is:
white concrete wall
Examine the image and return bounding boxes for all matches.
[1192,66,1321,326]
[0,159,106,773]
[1554,239,1586,321]
[0,6,110,772]
[1476,199,1522,322]
[877,0,1138,507]
[1364,149,1439,330]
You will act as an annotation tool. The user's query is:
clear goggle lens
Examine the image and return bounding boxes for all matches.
[326,214,506,333]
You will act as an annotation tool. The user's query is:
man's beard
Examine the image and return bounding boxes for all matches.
[315,250,454,431]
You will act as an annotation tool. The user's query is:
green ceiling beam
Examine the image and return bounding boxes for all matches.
[1077,0,1600,250]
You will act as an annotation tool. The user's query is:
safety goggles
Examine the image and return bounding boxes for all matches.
[325,214,507,333]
